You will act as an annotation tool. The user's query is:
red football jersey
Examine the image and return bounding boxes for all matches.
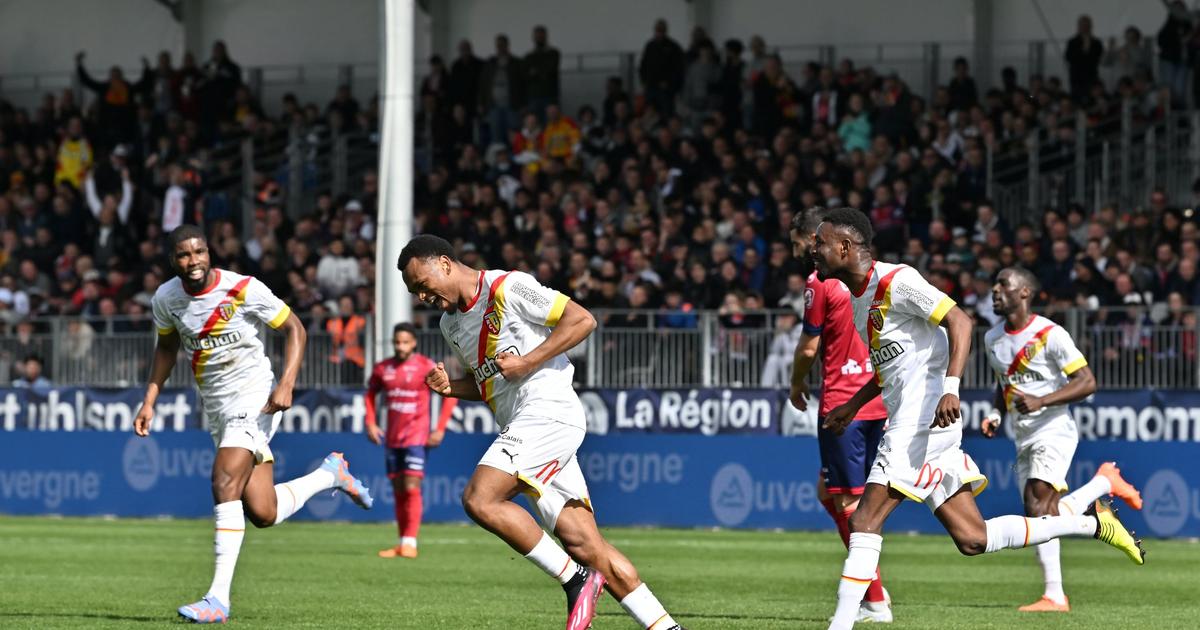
[365,353,456,448]
[804,271,887,419]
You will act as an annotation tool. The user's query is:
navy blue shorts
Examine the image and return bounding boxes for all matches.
[818,417,885,494]
[385,445,427,479]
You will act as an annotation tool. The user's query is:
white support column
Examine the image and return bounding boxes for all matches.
[375,0,415,367]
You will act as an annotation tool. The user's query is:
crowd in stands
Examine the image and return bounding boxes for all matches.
[2,6,1199,386]
[0,40,381,383]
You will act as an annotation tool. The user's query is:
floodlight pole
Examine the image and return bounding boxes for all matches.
[374,0,415,379]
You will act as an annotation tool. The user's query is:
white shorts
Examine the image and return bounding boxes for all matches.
[205,381,281,465]
[1016,437,1077,493]
[1014,410,1078,493]
[866,423,988,512]
[479,416,591,531]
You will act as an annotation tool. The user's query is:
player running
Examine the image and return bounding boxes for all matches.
[133,225,373,624]
[982,267,1143,612]
[398,235,685,630]
[809,209,1144,630]
[788,209,891,624]
[366,321,458,559]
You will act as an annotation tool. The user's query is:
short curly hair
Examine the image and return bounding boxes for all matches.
[397,235,457,271]
[821,207,875,245]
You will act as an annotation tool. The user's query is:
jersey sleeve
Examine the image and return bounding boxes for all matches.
[889,268,956,325]
[241,277,292,328]
[151,293,175,336]
[500,272,570,327]
[802,280,826,336]
[1048,326,1088,375]
[982,328,1006,380]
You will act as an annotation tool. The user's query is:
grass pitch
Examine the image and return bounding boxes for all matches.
[0,516,1195,629]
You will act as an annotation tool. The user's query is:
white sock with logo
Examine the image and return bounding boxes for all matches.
[273,467,336,525]
[619,583,676,629]
[524,532,578,585]
[1058,475,1112,516]
[208,501,245,607]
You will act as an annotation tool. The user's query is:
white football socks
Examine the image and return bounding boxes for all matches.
[984,514,1096,553]
[524,532,579,585]
[272,466,336,525]
[1035,538,1066,603]
[829,532,882,629]
[208,501,245,607]
[1027,473,1113,604]
[619,583,676,629]
[1058,474,1112,516]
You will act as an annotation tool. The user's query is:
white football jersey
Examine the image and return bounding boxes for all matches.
[984,315,1087,443]
[152,269,291,413]
[848,262,957,425]
[439,269,582,429]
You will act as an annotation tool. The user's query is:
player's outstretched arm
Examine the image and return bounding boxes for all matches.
[496,300,595,381]
[789,332,820,411]
[1015,365,1096,413]
[134,330,181,436]
[263,312,306,414]
[932,305,973,428]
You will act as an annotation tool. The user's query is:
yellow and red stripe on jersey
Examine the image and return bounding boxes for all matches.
[475,273,512,409]
[867,265,905,385]
[190,277,252,385]
[1001,324,1057,409]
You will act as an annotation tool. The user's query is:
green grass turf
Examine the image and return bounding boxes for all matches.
[0,516,1195,629]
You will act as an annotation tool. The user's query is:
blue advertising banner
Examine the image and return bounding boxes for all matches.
[2,430,1199,538]
[6,386,1200,441]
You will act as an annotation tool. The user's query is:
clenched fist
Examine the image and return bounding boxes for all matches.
[426,362,452,396]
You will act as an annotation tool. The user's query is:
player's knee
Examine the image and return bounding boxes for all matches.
[460,486,493,524]
[953,533,988,556]
[210,470,241,502]
[846,508,879,534]
[1024,500,1053,517]
[247,511,274,529]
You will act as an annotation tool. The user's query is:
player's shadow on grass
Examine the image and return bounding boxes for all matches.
[597,611,828,623]
[0,612,164,623]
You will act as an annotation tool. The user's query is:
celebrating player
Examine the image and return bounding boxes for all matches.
[366,322,458,559]
[982,267,1143,612]
[788,209,891,623]
[133,225,373,624]
[398,235,685,630]
[809,209,1144,630]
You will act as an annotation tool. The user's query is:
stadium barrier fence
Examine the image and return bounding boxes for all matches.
[6,307,1197,390]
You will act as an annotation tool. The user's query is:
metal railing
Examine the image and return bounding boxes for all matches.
[987,106,1200,225]
[6,307,1197,390]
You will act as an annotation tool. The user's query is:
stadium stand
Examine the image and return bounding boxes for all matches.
[0,11,1196,390]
